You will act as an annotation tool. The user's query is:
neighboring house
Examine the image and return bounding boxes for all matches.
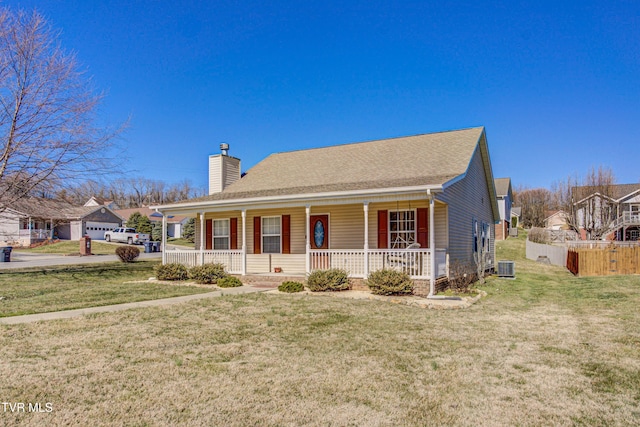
[494,177,512,240]
[511,207,521,228]
[84,196,120,210]
[152,127,500,296]
[544,210,569,230]
[115,207,189,238]
[0,198,123,246]
[573,183,640,241]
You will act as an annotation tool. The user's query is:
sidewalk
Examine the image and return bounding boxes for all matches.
[0,285,265,325]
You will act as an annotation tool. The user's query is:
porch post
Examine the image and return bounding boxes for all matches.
[363,202,369,277]
[429,193,436,297]
[241,209,247,275]
[305,205,311,274]
[199,211,205,266]
[161,213,167,265]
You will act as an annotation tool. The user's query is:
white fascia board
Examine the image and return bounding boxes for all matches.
[573,192,616,205]
[152,185,443,215]
[617,189,640,203]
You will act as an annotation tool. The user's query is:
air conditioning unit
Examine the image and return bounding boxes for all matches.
[497,261,516,278]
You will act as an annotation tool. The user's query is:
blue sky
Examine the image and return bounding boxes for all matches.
[5,0,640,190]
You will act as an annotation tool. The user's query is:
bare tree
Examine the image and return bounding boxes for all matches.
[0,8,123,211]
[513,186,551,228]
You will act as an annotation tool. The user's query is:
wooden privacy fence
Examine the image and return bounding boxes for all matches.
[567,245,640,276]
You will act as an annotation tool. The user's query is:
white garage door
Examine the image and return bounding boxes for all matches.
[85,222,120,240]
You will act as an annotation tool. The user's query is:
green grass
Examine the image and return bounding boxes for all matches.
[0,261,211,317]
[12,240,136,255]
[167,237,195,248]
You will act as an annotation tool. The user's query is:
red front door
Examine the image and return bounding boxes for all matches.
[310,215,329,249]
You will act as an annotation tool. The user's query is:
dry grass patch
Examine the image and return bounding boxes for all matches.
[1,284,640,426]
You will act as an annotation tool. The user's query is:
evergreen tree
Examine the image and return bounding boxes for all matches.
[183,218,195,243]
[126,212,152,234]
[151,221,164,242]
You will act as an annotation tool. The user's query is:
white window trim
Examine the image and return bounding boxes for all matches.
[388,209,417,249]
[213,218,230,250]
[262,216,282,254]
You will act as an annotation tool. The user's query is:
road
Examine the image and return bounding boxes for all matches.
[0,251,162,270]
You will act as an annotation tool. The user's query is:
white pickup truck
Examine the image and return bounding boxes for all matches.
[104,228,150,245]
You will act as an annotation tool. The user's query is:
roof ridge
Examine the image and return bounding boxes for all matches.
[266,126,485,156]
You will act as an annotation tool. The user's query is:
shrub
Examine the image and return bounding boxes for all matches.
[188,263,226,284]
[278,281,304,293]
[307,269,350,292]
[115,245,140,263]
[155,263,189,281]
[366,269,414,296]
[217,276,243,288]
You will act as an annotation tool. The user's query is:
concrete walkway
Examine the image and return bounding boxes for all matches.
[0,285,265,325]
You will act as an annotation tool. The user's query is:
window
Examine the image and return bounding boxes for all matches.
[473,219,478,253]
[262,216,281,253]
[213,219,229,250]
[389,210,415,248]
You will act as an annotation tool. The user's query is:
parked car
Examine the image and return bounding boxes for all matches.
[104,228,150,245]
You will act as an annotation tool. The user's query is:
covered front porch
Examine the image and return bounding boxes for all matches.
[159,191,450,293]
[164,247,448,279]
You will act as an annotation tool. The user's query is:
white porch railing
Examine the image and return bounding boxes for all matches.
[164,249,243,273]
[164,248,448,279]
[18,229,49,240]
[310,249,447,279]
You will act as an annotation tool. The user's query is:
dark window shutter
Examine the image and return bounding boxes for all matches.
[417,207,429,248]
[253,216,261,254]
[282,215,291,254]
[377,210,388,249]
[230,218,238,250]
[205,219,212,250]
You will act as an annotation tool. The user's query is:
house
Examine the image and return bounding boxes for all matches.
[494,178,513,240]
[84,196,120,210]
[544,210,569,230]
[0,198,124,246]
[572,183,640,241]
[152,127,500,296]
[511,207,521,229]
[115,207,189,238]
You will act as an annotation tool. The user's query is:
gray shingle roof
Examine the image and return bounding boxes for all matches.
[189,127,484,203]
[494,178,511,197]
[8,198,108,220]
[572,183,640,202]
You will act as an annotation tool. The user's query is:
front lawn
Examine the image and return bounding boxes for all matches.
[0,261,211,317]
[12,240,134,255]
[0,233,639,425]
